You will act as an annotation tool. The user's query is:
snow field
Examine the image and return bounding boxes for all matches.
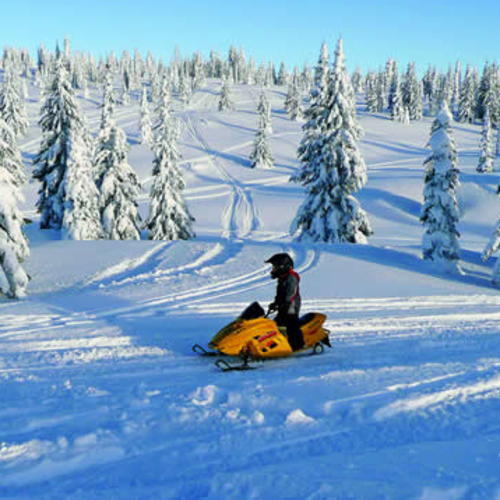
[2,74,500,497]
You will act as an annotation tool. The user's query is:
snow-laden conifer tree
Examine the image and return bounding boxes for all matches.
[146,92,195,240]
[121,83,130,105]
[365,72,378,112]
[314,42,329,86]
[291,38,372,244]
[402,62,423,120]
[0,117,29,298]
[95,123,141,240]
[218,79,232,111]
[179,73,192,106]
[101,69,116,130]
[0,111,25,187]
[33,55,90,230]
[257,90,272,133]
[391,78,405,122]
[457,64,477,123]
[61,127,103,240]
[477,63,500,126]
[482,218,500,284]
[352,68,364,93]
[94,70,117,185]
[0,64,29,138]
[421,101,461,273]
[477,110,494,173]
[286,82,304,121]
[388,63,399,113]
[277,62,288,86]
[250,111,274,169]
[140,86,154,147]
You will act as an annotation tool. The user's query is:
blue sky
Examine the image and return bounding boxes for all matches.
[3,0,500,73]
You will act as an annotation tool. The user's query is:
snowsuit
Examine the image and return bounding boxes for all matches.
[271,269,304,351]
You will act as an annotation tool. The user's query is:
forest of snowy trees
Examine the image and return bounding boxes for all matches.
[2,37,500,298]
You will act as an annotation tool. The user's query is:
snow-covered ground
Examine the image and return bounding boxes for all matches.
[3,77,500,499]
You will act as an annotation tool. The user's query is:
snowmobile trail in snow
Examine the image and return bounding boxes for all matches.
[183,112,262,240]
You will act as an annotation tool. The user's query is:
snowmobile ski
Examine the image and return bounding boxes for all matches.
[192,344,219,357]
[215,358,259,372]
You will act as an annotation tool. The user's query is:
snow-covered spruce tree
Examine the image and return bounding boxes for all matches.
[420,101,461,273]
[402,62,423,121]
[391,78,406,122]
[452,61,462,114]
[365,72,378,112]
[179,73,192,106]
[250,112,274,169]
[291,38,372,244]
[33,55,90,230]
[482,217,500,284]
[140,86,154,147]
[218,79,232,111]
[61,126,103,240]
[277,62,288,86]
[387,63,399,113]
[94,70,118,185]
[352,67,364,93]
[95,122,141,240]
[0,111,25,188]
[0,117,29,298]
[146,93,195,241]
[477,63,500,126]
[121,83,130,105]
[287,82,304,121]
[101,69,116,130]
[477,110,494,173]
[257,90,273,133]
[376,72,386,112]
[457,64,477,124]
[314,42,329,87]
[0,64,29,139]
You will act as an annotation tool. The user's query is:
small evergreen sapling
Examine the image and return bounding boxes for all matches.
[218,79,232,112]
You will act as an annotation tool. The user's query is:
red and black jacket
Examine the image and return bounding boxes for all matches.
[273,269,301,316]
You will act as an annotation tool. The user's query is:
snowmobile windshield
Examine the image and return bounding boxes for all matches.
[240,302,265,320]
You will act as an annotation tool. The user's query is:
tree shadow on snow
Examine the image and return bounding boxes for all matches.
[359,187,421,220]
[363,139,427,157]
[317,243,496,291]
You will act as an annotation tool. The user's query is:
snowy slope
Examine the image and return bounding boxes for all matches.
[2,76,500,499]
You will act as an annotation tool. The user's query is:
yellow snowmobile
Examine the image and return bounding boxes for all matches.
[192,302,331,371]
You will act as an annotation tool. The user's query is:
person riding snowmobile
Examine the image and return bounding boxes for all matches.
[265,253,304,351]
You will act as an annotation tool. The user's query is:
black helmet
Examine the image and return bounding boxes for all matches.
[265,253,294,279]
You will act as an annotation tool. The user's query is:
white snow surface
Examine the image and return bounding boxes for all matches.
[3,77,500,499]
